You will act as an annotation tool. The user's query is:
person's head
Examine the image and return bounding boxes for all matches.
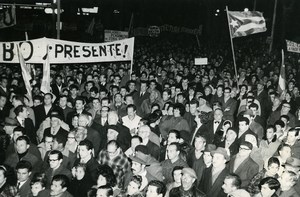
[181,168,197,191]
[211,147,229,169]
[238,117,250,132]
[97,164,117,187]
[16,135,30,154]
[259,177,280,197]
[214,108,223,121]
[275,120,285,131]
[238,141,253,157]
[96,185,114,197]
[172,166,183,184]
[189,99,199,115]
[127,175,143,195]
[281,101,291,114]
[107,125,119,141]
[131,135,142,151]
[278,143,292,160]
[48,150,63,170]
[167,142,180,161]
[167,130,180,145]
[14,105,29,119]
[222,174,241,194]
[146,180,166,197]
[44,93,53,106]
[127,104,137,118]
[74,163,86,180]
[12,126,25,142]
[138,125,151,141]
[193,134,206,151]
[30,173,47,196]
[107,111,119,125]
[278,170,298,190]
[75,126,88,142]
[16,160,32,182]
[265,125,276,142]
[266,157,280,177]
[173,103,185,117]
[75,97,85,111]
[78,139,94,160]
[106,140,120,159]
[59,95,68,108]
[225,127,238,142]
[52,134,67,150]
[50,174,70,196]
[287,128,300,145]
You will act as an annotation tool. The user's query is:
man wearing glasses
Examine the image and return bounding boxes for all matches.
[228,141,259,188]
[44,150,72,188]
[268,101,296,128]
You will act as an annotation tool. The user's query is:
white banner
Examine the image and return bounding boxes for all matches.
[104,30,129,42]
[286,40,300,54]
[0,37,134,64]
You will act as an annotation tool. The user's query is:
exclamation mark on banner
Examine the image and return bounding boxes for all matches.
[123,45,128,58]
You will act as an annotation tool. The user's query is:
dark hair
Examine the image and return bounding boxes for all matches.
[280,115,290,122]
[274,120,285,128]
[267,157,280,167]
[75,96,86,105]
[264,125,277,142]
[51,174,70,189]
[173,103,185,116]
[30,172,47,187]
[238,117,250,125]
[97,185,113,196]
[288,128,300,137]
[131,175,143,189]
[189,99,199,107]
[49,150,63,161]
[126,104,137,112]
[258,177,280,191]
[16,135,30,145]
[131,135,143,143]
[90,87,99,94]
[249,103,259,110]
[53,134,67,147]
[225,173,242,189]
[13,126,26,134]
[147,180,166,195]
[151,103,161,110]
[107,140,119,149]
[69,84,79,91]
[97,165,117,187]
[44,93,53,99]
[79,139,94,150]
[277,143,291,154]
[172,166,183,179]
[14,105,26,116]
[168,130,181,139]
[169,142,181,152]
[16,160,32,172]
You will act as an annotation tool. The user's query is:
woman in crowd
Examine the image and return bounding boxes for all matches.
[118,175,144,197]
[30,173,47,197]
[69,163,93,197]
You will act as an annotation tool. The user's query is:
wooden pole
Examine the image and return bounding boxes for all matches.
[269,0,278,53]
[225,6,239,83]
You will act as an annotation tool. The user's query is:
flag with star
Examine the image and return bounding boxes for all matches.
[228,11,267,38]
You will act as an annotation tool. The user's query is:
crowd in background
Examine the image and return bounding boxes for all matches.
[0,35,300,197]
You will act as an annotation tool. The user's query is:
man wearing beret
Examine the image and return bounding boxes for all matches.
[170,167,206,197]
[228,141,259,188]
[199,147,230,197]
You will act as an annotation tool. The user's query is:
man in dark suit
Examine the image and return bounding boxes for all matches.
[222,87,237,123]
[15,105,37,145]
[236,117,257,146]
[34,93,63,130]
[0,77,9,98]
[51,75,65,99]
[199,147,230,197]
[199,108,224,144]
[138,125,160,160]
[133,80,150,116]
[5,136,42,173]
[58,95,74,122]
[0,94,9,124]
[15,160,32,197]
[228,141,259,188]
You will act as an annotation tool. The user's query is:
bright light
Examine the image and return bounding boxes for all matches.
[216,9,220,13]
[244,8,249,12]
[44,8,64,14]
[215,13,218,16]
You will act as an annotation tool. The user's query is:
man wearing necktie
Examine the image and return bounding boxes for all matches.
[16,160,32,197]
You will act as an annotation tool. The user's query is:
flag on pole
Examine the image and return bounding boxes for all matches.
[85,17,95,35]
[278,50,286,94]
[17,46,32,102]
[228,10,267,38]
[41,46,51,94]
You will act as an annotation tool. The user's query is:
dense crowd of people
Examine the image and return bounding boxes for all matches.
[0,35,300,197]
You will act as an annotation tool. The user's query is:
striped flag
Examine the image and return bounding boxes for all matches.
[41,46,51,94]
[278,50,286,94]
[228,11,267,38]
[17,46,32,102]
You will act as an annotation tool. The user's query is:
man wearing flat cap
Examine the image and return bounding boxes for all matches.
[228,141,259,188]
[199,147,230,197]
[124,153,156,191]
[170,167,206,197]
